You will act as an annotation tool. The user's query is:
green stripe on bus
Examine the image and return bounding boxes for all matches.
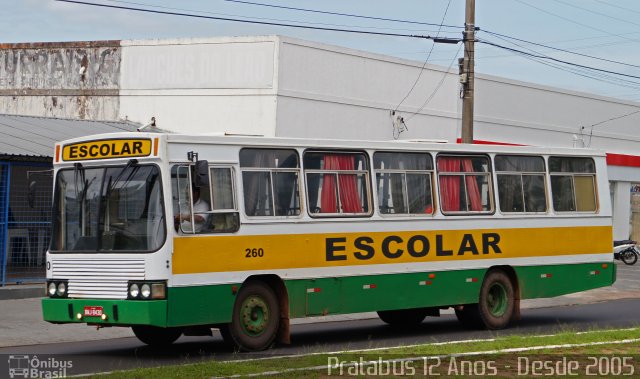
[42,262,614,327]
[41,298,168,327]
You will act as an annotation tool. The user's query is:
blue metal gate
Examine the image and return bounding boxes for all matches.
[0,161,52,286]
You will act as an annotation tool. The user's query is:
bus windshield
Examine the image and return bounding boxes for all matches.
[51,163,166,252]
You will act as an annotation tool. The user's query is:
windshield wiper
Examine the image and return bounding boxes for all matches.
[73,162,85,199]
[107,159,139,193]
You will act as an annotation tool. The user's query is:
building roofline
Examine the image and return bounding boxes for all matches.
[0,40,120,49]
[1,34,638,108]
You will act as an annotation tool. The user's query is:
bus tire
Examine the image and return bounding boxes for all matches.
[227,281,280,351]
[477,270,515,330]
[132,325,182,346]
[377,309,427,326]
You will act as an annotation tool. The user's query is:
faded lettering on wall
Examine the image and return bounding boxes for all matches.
[0,47,121,89]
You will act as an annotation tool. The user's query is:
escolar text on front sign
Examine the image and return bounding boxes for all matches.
[62,139,152,161]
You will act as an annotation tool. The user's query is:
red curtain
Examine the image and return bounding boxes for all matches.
[462,159,483,211]
[322,154,362,213]
[321,155,339,213]
[438,157,484,212]
[438,157,461,211]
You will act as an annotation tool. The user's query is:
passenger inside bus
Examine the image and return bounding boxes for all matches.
[175,186,210,233]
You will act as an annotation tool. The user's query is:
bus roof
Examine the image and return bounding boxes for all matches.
[56,131,607,159]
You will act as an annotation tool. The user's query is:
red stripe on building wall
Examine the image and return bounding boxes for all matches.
[455,138,524,146]
[454,139,640,168]
[606,153,640,168]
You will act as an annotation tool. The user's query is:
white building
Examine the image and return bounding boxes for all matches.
[1,35,639,240]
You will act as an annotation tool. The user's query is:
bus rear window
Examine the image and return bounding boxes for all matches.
[549,157,597,212]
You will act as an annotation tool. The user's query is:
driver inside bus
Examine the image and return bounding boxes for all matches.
[175,186,210,233]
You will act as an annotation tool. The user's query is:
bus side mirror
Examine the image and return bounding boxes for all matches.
[28,181,36,208]
[194,160,209,188]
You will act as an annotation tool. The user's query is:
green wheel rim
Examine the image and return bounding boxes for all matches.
[487,282,508,317]
[240,295,270,337]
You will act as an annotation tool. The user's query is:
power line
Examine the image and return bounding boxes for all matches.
[589,109,640,128]
[221,0,463,30]
[481,46,640,92]
[593,0,640,15]
[101,0,452,33]
[406,43,463,122]
[550,0,640,28]
[480,29,640,69]
[513,0,640,44]
[394,0,453,112]
[56,0,640,98]
[477,40,640,81]
[389,32,640,62]
[479,35,640,93]
[56,0,461,42]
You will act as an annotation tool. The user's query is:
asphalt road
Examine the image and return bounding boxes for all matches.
[1,298,639,376]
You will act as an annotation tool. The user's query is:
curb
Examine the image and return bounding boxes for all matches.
[0,285,43,300]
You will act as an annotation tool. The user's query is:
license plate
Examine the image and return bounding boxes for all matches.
[83,306,103,317]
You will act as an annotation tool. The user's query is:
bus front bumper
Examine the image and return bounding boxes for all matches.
[42,298,168,327]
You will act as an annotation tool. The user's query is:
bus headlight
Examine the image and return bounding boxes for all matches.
[48,282,57,296]
[46,280,68,298]
[129,283,140,299]
[128,281,166,300]
[56,282,67,297]
[140,284,151,299]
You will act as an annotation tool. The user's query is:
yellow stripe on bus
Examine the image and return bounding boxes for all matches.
[172,226,612,275]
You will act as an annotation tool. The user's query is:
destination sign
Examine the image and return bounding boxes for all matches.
[62,139,152,161]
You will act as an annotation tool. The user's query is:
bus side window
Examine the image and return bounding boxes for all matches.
[437,155,493,214]
[374,151,434,215]
[303,151,372,216]
[240,148,301,217]
[208,166,239,233]
[549,157,597,212]
[495,155,547,213]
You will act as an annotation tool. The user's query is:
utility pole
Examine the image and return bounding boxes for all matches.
[460,0,475,144]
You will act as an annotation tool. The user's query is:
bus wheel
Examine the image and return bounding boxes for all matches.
[132,325,182,346]
[478,270,515,330]
[227,281,280,351]
[377,309,427,326]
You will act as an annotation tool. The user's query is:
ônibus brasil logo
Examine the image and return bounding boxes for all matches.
[8,355,72,378]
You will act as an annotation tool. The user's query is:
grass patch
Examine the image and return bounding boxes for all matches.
[91,327,640,378]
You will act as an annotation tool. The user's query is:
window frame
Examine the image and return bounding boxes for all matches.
[51,163,167,253]
[549,156,598,213]
[495,154,548,214]
[239,148,302,218]
[172,163,240,235]
[373,151,435,217]
[208,165,238,214]
[205,165,240,232]
[303,150,373,218]
[436,153,495,215]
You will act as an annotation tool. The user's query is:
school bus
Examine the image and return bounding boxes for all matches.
[42,133,615,351]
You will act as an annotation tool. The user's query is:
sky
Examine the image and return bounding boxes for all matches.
[2,0,640,102]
